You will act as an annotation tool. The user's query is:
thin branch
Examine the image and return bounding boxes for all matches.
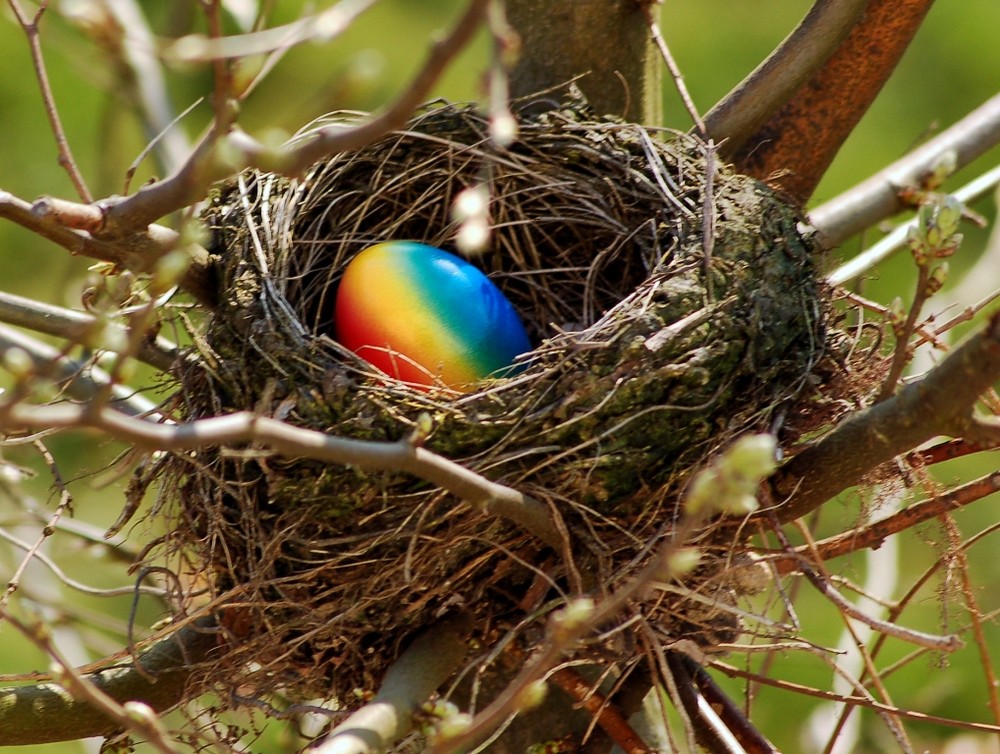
[765,509,961,652]
[162,0,377,64]
[548,668,654,754]
[0,290,178,371]
[0,404,563,549]
[104,0,192,175]
[7,0,92,202]
[0,190,216,307]
[313,616,469,754]
[642,2,705,136]
[812,92,1000,249]
[0,616,219,746]
[939,514,1000,729]
[0,324,161,418]
[766,308,1000,523]
[764,469,1000,574]
[705,0,868,153]
[826,162,1000,287]
[99,0,491,235]
[876,264,931,403]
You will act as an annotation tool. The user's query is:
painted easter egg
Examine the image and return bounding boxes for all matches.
[334,242,532,391]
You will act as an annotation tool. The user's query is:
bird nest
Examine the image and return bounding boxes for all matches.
[138,100,829,715]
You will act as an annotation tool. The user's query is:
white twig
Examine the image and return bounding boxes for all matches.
[826,162,1000,286]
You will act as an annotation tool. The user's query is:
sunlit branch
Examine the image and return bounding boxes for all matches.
[812,92,1000,249]
[0,404,563,549]
[0,190,216,307]
[826,161,1000,286]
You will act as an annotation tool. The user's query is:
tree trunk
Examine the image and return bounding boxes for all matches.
[505,0,661,124]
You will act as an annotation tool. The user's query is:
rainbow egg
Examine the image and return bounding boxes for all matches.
[334,242,532,391]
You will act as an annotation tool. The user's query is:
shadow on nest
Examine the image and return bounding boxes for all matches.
[133,97,830,725]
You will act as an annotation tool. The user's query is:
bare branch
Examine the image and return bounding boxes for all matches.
[0,616,219,746]
[313,617,469,754]
[162,0,377,64]
[825,161,1000,287]
[812,92,1000,248]
[0,190,216,307]
[0,290,178,371]
[0,324,161,418]
[103,0,192,175]
[0,404,563,549]
[767,309,1000,523]
[100,0,491,235]
[706,0,868,153]
[7,0,92,201]
[765,470,1000,575]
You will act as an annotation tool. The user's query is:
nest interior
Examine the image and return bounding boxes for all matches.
[145,101,828,710]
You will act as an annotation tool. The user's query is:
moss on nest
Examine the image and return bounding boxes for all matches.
[145,100,828,708]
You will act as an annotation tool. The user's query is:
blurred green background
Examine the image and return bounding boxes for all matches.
[0,1,998,752]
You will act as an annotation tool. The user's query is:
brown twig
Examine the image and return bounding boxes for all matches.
[876,265,931,403]
[764,508,960,652]
[549,668,653,754]
[711,660,1000,735]
[939,514,1000,729]
[764,469,1000,575]
[7,0,92,202]
[642,2,705,136]
[666,652,779,754]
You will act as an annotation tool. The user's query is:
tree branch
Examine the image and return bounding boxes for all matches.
[0,617,219,746]
[729,0,936,205]
[0,290,178,371]
[0,404,564,550]
[811,92,1000,248]
[767,308,1000,523]
[99,0,491,235]
[313,617,469,754]
[0,190,216,307]
[706,0,868,153]
[764,469,1000,574]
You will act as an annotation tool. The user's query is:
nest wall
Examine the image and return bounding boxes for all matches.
[146,102,829,707]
